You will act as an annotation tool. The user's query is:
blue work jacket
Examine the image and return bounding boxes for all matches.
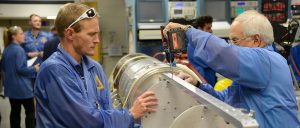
[23,29,48,52]
[34,45,134,128]
[187,43,217,86]
[186,28,300,128]
[1,43,35,99]
[23,29,48,64]
[289,43,300,86]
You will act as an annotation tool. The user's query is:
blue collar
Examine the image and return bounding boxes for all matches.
[263,44,275,52]
[57,44,95,70]
[11,42,19,45]
[27,29,41,37]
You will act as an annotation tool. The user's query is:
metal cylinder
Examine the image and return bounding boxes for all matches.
[112,53,181,108]
[111,53,259,128]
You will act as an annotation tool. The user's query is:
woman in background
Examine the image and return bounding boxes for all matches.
[1,26,39,128]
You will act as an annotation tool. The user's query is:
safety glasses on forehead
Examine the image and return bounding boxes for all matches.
[67,8,96,28]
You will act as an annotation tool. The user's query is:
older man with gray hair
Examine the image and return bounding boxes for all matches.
[164,10,300,128]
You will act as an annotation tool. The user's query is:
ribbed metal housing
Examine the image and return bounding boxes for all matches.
[112,53,181,108]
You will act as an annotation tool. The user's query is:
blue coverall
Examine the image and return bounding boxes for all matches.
[23,29,48,52]
[34,45,134,128]
[1,42,36,99]
[289,43,300,87]
[23,30,48,64]
[188,43,217,86]
[186,28,300,128]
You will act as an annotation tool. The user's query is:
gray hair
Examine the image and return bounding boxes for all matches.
[233,10,274,45]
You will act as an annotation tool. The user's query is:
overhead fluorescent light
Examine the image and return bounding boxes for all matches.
[46,16,56,19]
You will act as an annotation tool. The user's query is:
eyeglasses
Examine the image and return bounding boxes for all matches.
[68,8,96,28]
[228,37,251,45]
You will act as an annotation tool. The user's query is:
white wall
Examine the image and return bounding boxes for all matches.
[97,0,129,76]
[0,4,64,19]
[0,27,5,55]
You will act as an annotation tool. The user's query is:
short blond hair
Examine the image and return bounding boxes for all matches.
[29,14,41,20]
[55,3,91,38]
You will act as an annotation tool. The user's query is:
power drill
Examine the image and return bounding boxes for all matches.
[160,26,187,63]
[160,26,187,74]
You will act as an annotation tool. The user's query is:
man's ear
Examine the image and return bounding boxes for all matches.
[253,34,261,46]
[64,28,74,41]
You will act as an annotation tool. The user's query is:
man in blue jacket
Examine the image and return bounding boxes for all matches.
[164,10,300,128]
[23,14,48,63]
[35,3,157,128]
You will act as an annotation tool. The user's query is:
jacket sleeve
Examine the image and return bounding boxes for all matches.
[22,42,38,53]
[186,28,271,89]
[35,64,134,128]
[15,47,36,78]
[198,83,227,101]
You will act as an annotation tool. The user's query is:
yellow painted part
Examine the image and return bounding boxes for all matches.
[214,78,233,91]
[96,75,104,90]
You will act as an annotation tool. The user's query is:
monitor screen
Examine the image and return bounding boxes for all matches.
[174,9,183,14]
[138,0,164,23]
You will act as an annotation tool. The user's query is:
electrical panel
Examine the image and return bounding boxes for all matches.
[230,0,258,18]
[261,0,288,23]
[169,1,197,20]
[292,0,300,19]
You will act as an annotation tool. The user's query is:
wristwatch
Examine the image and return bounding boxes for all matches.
[195,81,201,88]
[182,25,192,32]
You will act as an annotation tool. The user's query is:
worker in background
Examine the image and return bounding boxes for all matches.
[1,26,40,128]
[188,16,217,86]
[47,26,57,40]
[193,16,213,33]
[23,14,47,62]
[289,43,300,87]
[42,26,60,61]
[35,3,157,127]
[164,10,300,128]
